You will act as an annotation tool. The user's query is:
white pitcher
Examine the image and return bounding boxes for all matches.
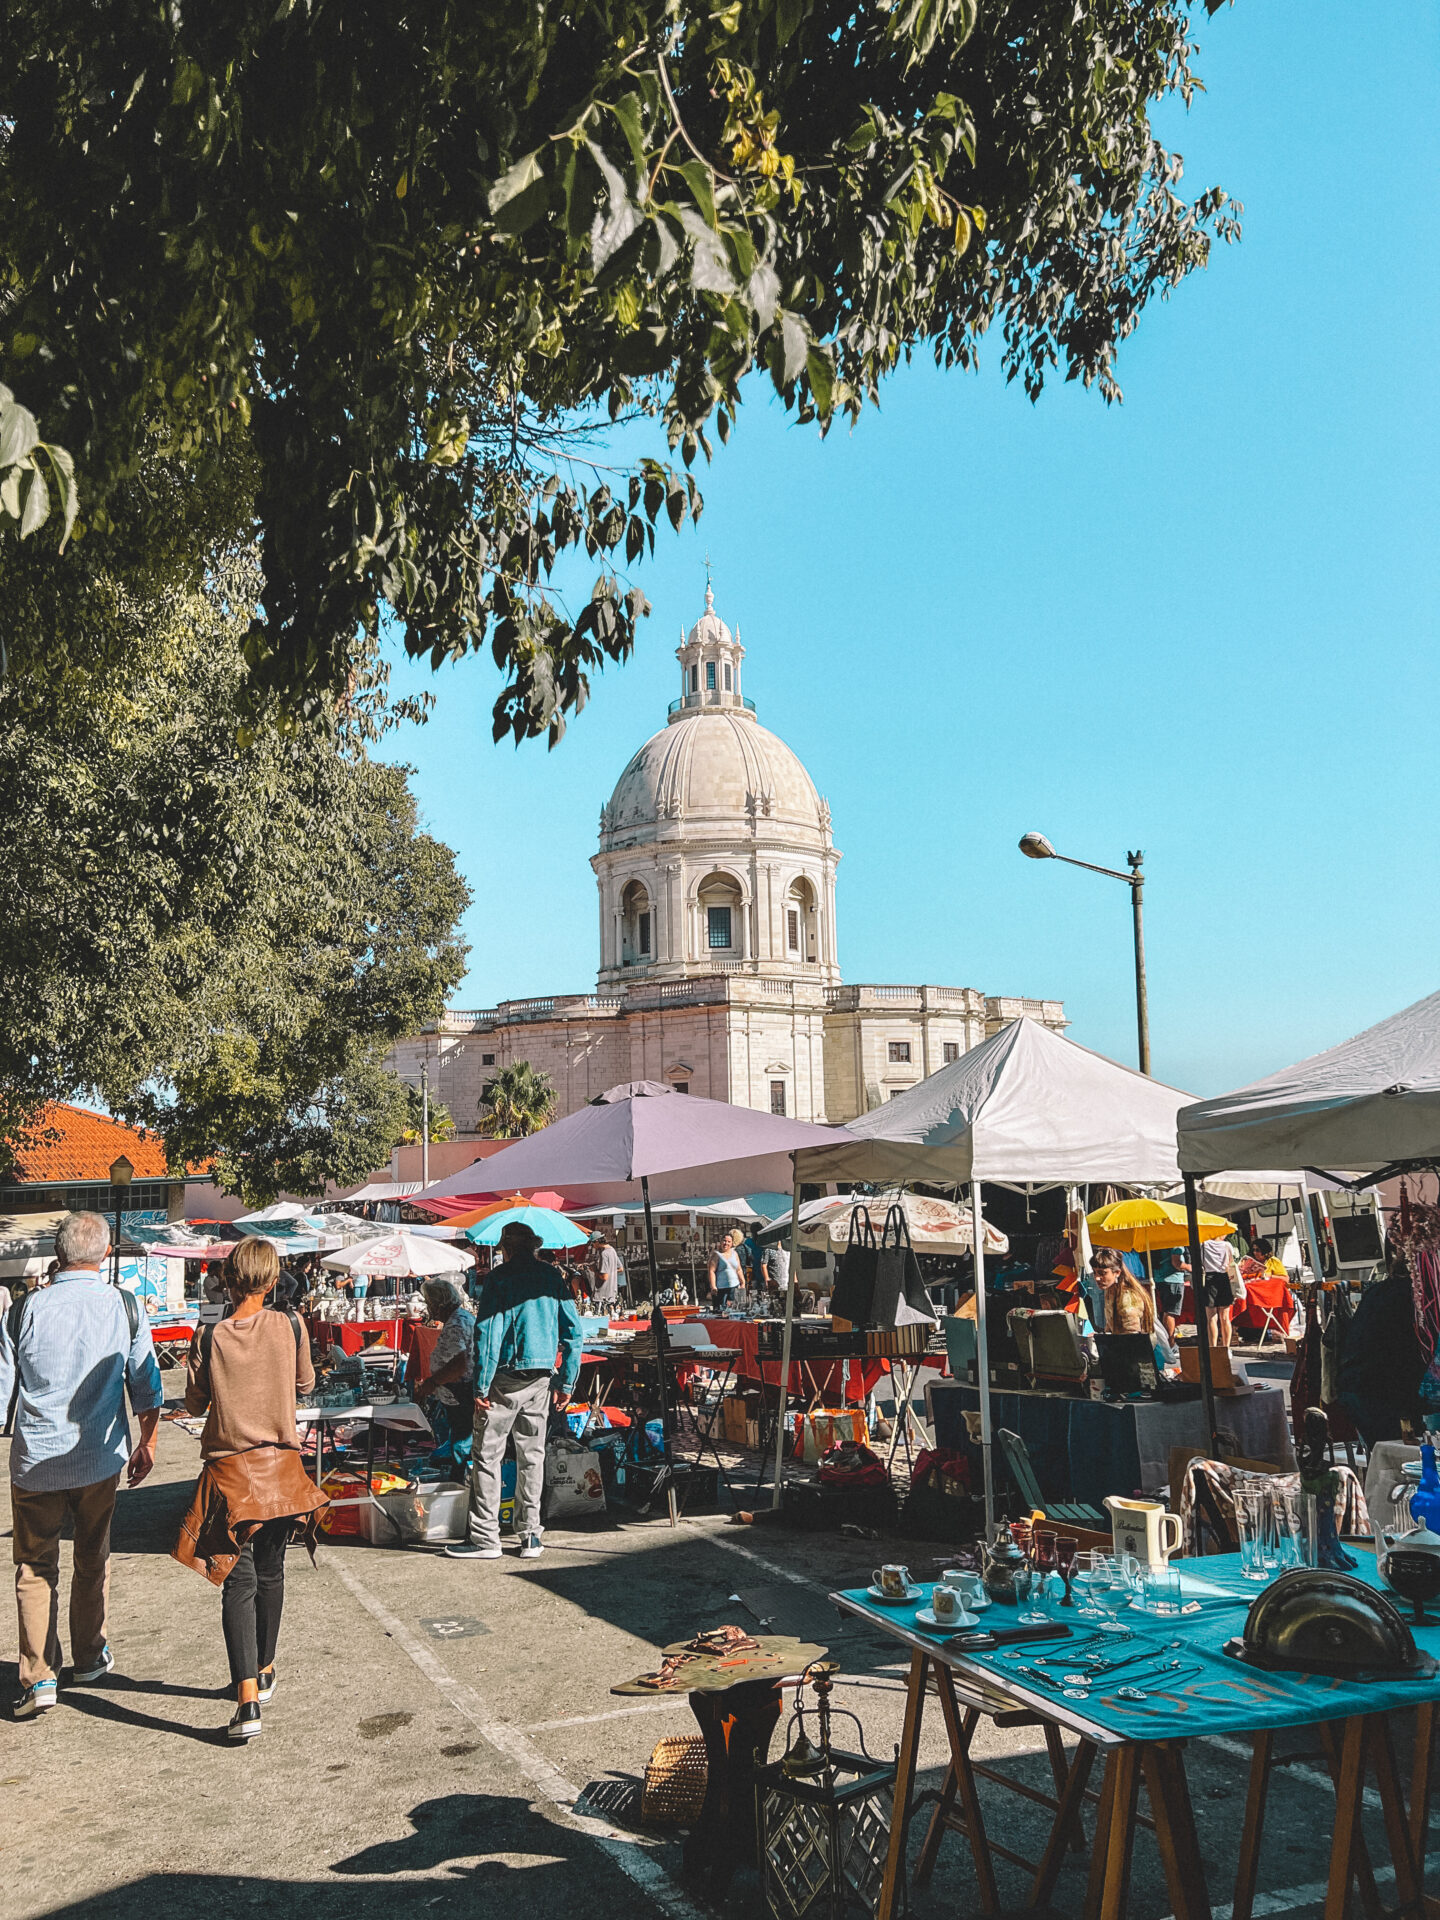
[1105,1495,1183,1571]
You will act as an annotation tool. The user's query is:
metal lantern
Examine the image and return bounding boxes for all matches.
[757,1668,895,1920]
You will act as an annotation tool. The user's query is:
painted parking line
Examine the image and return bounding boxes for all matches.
[322,1550,706,1920]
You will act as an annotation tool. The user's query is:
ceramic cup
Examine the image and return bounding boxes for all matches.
[875,1563,911,1597]
[943,1570,987,1609]
[930,1582,962,1623]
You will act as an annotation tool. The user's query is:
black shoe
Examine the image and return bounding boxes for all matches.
[228,1701,262,1743]
[256,1667,277,1705]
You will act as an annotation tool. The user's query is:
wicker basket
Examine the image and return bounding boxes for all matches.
[641,1734,708,1827]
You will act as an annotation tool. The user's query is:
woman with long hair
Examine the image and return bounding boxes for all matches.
[1089,1248,1156,1337]
[173,1238,325,1742]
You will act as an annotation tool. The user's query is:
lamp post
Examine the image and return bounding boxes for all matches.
[108,1154,134,1286]
[1019,833,1151,1075]
[420,1058,430,1192]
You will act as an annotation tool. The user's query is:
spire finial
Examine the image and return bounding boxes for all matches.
[704,551,714,611]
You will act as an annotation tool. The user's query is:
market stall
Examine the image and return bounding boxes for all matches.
[793,1017,1197,1526]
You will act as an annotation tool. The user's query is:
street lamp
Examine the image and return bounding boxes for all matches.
[1019,833,1151,1075]
[108,1154,134,1285]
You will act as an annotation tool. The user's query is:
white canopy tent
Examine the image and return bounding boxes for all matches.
[794,1017,1195,1527]
[1178,989,1440,1180]
[1175,991,1440,1455]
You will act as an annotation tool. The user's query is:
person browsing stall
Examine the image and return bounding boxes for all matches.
[0,1212,163,1721]
[447,1221,581,1563]
[174,1238,324,1743]
[708,1231,744,1308]
[1090,1247,1179,1375]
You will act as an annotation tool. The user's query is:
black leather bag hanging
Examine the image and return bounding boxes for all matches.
[829,1206,879,1327]
[871,1203,938,1327]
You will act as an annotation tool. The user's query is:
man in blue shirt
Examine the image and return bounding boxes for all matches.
[0,1211,163,1719]
[447,1221,581,1563]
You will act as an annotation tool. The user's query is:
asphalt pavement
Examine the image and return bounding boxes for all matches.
[0,1409,1428,1920]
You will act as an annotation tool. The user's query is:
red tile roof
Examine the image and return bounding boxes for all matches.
[5,1104,172,1185]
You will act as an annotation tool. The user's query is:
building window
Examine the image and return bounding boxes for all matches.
[638,911,651,955]
[889,1087,908,1099]
[482,1052,496,1066]
[770,1080,787,1116]
[943,1042,960,1064]
[787,909,800,952]
[672,1080,691,1094]
[707,905,732,949]
[706,661,717,690]
[689,665,699,694]
[723,663,732,691]
[888,1041,912,1063]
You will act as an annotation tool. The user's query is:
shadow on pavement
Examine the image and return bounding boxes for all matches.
[35,1794,681,1918]
[110,1475,194,1553]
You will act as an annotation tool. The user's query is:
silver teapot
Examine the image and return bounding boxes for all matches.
[1376,1522,1440,1624]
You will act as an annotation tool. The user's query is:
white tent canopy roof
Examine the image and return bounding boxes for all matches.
[1177,989,1440,1178]
[793,1017,1192,1187]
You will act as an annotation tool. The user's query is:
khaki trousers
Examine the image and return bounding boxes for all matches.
[11,1474,119,1686]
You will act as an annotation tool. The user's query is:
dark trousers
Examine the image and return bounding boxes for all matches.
[220,1518,290,1687]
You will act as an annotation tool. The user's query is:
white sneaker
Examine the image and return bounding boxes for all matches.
[518,1532,544,1559]
[13,1679,57,1720]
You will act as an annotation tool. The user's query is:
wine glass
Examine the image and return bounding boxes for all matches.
[1055,1536,1078,1608]
[1072,1549,1108,1619]
[1033,1528,1059,1602]
[1015,1560,1050,1625]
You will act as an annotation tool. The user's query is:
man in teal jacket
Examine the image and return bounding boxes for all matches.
[447,1221,582,1561]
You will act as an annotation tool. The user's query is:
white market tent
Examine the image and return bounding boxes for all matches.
[794,1017,1195,1526]
[1178,989,1440,1180]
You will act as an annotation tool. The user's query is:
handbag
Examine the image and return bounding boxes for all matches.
[870,1204,938,1328]
[829,1206,879,1328]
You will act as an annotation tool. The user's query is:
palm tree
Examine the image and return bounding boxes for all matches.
[475,1061,556,1139]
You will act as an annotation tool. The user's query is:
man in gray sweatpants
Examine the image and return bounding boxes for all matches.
[447,1221,582,1562]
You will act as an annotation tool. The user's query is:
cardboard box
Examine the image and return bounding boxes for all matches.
[722,1396,750,1445]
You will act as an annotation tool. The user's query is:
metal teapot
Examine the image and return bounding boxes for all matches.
[980,1525,1026,1605]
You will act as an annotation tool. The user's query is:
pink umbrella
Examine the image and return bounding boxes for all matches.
[418,1082,854,1208]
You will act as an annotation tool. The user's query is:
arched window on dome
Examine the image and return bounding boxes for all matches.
[696,871,742,960]
[787,877,819,965]
[620,879,652,967]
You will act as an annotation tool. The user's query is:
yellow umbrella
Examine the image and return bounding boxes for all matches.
[1086,1197,1234,1283]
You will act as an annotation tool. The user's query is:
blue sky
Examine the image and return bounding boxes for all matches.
[381,2,1440,1098]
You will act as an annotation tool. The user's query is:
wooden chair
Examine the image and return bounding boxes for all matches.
[995,1426,1108,1532]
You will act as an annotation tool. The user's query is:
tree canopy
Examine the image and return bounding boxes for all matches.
[0,494,471,1200]
[476,1063,558,1140]
[1,0,1237,741]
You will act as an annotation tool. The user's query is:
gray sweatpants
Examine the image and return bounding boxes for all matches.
[467,1371,551,1548]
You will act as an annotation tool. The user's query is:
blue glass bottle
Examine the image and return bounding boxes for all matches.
[1410,1443,1440,1534]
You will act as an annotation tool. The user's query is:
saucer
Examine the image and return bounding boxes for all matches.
[916,1606,979,1631]
[867,1583,924,1605]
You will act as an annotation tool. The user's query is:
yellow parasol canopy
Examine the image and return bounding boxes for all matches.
[1086,1196,1234,1253]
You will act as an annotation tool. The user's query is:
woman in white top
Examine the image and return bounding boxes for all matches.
[708,1232,744,1306]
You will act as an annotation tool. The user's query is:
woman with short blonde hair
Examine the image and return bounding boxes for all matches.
[173,1236,324,1742]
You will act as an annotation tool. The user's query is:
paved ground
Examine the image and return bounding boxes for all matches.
[0,1404,1428,1920]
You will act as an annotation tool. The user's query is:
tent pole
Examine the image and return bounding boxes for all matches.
[1296,1173,1327,1292]
[1184,1174,1222,1458]
[641,1175,673,1475]
[770,1164,802,1509]
[971,1179,995,1536]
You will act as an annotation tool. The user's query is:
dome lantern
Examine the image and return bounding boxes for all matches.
[673,581,749,720]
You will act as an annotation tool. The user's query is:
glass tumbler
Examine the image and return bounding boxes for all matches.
[1234,1478,1273,1580]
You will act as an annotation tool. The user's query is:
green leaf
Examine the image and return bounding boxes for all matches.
[606,92,648,188]
[489,150,545,215]
[18,467,50,538]
[586,140,643,270]
[678,159,717,229]
[806,344,835,418]
[0,391,40,469]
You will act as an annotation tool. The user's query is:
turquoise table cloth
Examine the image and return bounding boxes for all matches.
[834,1551,1440,1744]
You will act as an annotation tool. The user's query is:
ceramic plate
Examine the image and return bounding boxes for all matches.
[915,1606,980,1631]
[867,1584,924,1605]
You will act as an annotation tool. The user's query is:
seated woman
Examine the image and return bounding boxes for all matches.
[410,1278,477,1470]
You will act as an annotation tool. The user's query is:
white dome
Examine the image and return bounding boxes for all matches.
[602,708,829,843]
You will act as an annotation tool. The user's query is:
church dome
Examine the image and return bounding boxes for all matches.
[602,708,829,842]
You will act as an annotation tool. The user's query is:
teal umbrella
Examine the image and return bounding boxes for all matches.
[465,1205,589,1250]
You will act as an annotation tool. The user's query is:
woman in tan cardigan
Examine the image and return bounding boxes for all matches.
[175,1238,324,1742]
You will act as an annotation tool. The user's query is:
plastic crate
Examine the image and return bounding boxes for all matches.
[360,1481,468,1546]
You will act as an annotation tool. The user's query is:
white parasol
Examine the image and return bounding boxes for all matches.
[321,1231,474,1278]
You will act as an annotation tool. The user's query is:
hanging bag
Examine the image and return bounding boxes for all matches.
[871,1204,938,1328]
[829,1206,879,1329]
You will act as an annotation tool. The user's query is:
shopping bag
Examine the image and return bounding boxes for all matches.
[829,1206,879,1328]
[541,1442,607,1522]
[870,1204,938,1328]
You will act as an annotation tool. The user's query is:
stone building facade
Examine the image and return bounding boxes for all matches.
[389,588,1065,1130]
